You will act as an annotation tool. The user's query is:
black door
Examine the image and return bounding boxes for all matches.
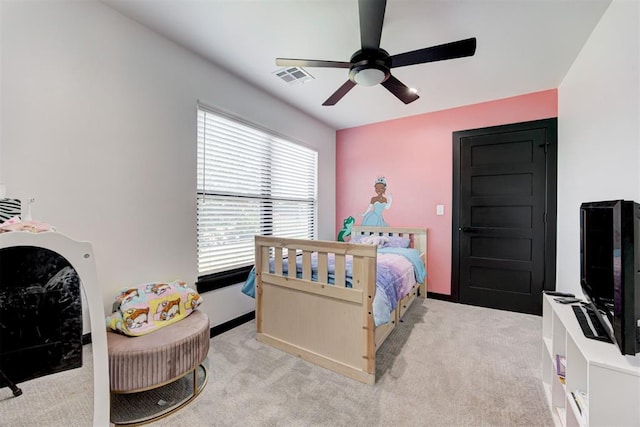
[452,118,557,315]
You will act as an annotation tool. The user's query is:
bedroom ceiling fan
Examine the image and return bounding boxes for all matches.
[276,0,477,106]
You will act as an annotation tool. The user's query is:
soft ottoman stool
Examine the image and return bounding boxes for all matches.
[105,281,209,425]
[107,310,209,424]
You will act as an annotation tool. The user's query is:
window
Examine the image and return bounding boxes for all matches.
[196,104,318,291]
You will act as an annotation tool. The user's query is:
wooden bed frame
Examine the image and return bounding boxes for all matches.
[254,226,427,384]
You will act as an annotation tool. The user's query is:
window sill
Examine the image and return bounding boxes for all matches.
[196,266,252,293]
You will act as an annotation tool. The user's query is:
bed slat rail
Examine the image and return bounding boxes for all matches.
[254,235,378,384]
[351,226,427,255]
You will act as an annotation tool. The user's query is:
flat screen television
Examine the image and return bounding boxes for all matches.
[580,200,640,355]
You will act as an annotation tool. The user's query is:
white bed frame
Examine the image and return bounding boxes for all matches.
[0,232,110,426]
[254,226,427,384]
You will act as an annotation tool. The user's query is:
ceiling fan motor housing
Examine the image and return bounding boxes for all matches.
[348,49,391,86]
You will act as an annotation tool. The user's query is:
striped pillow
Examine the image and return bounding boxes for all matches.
[0,199,21,223]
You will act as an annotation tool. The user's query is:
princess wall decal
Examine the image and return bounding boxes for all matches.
[361,176,392,226]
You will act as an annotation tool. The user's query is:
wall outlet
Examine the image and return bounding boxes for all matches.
[436,204,445,216]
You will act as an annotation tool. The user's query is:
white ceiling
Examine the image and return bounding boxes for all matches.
[102,0,611,130]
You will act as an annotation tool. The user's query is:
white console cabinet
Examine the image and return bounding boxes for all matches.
[542,294,640,427]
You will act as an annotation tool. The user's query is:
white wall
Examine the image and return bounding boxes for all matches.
[0,0,336,330]
[0,0,3,194]
[557,0,640,297]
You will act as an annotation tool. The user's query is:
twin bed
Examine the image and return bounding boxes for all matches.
[247,226,427,384]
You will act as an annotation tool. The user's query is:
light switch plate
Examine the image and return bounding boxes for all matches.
[436,204,445,216]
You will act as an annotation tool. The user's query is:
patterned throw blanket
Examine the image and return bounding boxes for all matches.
[106,281,202,336]
[242,248,426,326]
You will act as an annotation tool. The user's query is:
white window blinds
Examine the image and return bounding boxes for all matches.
[197,105,318,277]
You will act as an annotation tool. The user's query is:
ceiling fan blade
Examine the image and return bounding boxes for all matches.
[322,80,357,106]
[390,37,477,68]
[359,0,386,51]
[380,74,419,104]
[276,58,352,69]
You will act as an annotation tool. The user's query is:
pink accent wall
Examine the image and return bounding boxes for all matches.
[336,89,558,295]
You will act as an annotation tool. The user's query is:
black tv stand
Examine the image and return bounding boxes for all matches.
[571,304,613,343]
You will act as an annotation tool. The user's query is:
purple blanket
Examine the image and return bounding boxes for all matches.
[243,248,424,326]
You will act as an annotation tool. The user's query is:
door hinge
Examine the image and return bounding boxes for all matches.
[543,212,547,223]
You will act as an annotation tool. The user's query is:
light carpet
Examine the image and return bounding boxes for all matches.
[0,298,553,427]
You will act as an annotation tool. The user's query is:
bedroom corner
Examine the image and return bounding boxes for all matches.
[335,90,557,297]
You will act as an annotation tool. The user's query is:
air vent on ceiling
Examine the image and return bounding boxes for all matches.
[274,67,314,85]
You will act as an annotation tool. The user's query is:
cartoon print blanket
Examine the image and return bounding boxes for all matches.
[106,281,202,336]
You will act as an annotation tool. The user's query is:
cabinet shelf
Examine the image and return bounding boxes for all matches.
[541,294,640,427]
[566,390,587,427]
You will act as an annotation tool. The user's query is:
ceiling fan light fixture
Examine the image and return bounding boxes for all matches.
[353,68,386,86]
